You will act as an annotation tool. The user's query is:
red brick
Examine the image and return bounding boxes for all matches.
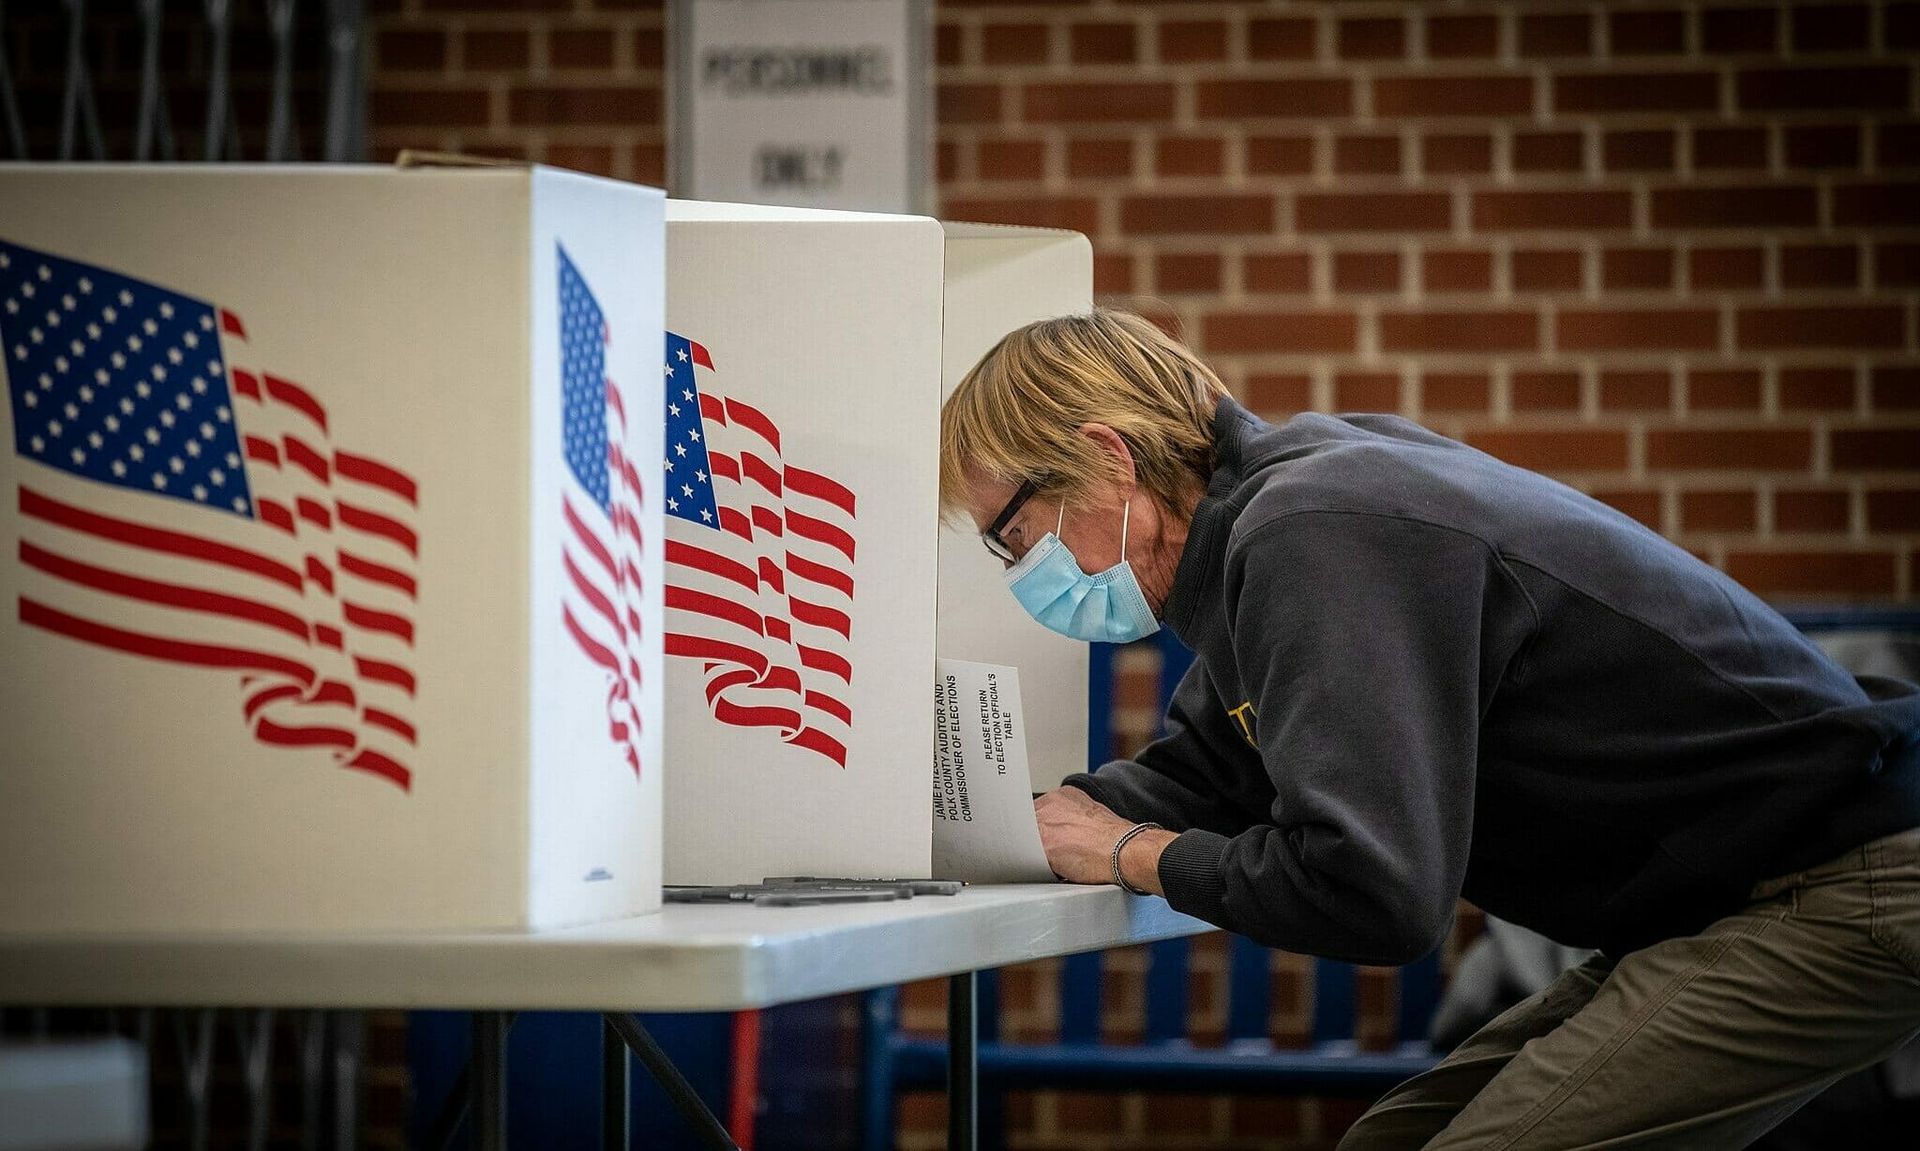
[1791,4,1871,52]
[1428,15,1499,59]
[1333,251,1402,292]
[1520,12,1593,56]
[1424,371,1491,412]
[1245,372,1313,411]
[1559,309,1720,351]
[509,85,658,126]
[1703,6,1781,53]
[1339,17,1406,60]
[1512,370,1582,411]
[1025,82,1172,123]
[983,23,1049,65]
[944,197,1100,235]
[1832,430,1920,470]
[935,139,959,182]
[1156,136,1224,177]
[1203,311,1359,353]
[1780,245,1859,289]
[1145,1094,1220,1137]
[1737,307,1904,350]
[1424,133,1493,173]
[369,88,490,127]
[1880,124,1920,169]
[1603,247,1675,291]
[1739,67,1910,111]
[1690,247,1765,290]
[1693,127,1769,170]
[1475,191,1632,231]
[1651,186,1817,228]
[1690,369,1763,410]
[1155,252,1222,293]
[1380,310,1538,352]
[631,143,664,185]
[1682,490,1759,532]
[1604,129,1676,172]
[1725,551,1897,596]
[1246,135,1314,175]
[1375,76,1533,118]
[1512,249,1585,291]
[1093,252,1134,295]
[1779,366,1856,411]
[1601,369,1673,410]
[1514,131,1584,173]
[977,138,1046,182]
[378,29,447,71]
[632,27,662,68]
[1068,137,1132,179]
[1243,252,1313,294]
[1423,249,1494,293]
[1775,489,1852,532]
[1867,489,1920,531]
[549,28,615,69]
[1247,18,1317,60]
[935,22,963,67]
[1197,79,1352,120]
[464,29,530,69]
[1335,134,1401,176]
[1469,430,1628,471]
[1833,184,1920,228]
[1231,1097,1305,1137]
[1069,22,1136,64]
[1594,488,1664,530]
[1878,243,1920,288]
[545,144,613,176]
[1555,72,1718,114]
[1298,192,1450,233]
[939,84,1002,125]
[1336,372,1401,412]
[1056,1091,1125,1134]
[1122,194,1271,235]
[1159,20,1226,62]
[1784,124,1861,170]
[1611,10,1688,54]
[1873,366,1920,410]
[1646,429,1813,470]
[422,0,565,8]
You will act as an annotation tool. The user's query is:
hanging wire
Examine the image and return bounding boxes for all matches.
[135,0,177,161]
[0,0,28,158]
[266,0,299,160]
[322,0,363,162]
[57,0,106,160]
[202,0,232,160]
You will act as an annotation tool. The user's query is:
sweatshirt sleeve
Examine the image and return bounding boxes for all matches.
[1157,510,1494,965]
[1057,656,1258,839]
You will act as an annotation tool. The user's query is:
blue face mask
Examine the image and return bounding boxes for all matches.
[1004,501,1160,644]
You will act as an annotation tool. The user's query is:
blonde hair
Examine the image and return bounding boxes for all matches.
[939,308,1228,519]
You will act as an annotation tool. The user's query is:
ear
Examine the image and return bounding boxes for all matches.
[1076,422,1137,493]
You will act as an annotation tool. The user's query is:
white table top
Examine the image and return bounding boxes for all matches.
[0,884,1213,1013]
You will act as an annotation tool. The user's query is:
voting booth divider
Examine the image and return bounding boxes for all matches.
[0,163,667,933]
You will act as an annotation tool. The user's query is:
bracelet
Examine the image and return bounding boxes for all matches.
[1110,822,1163,896]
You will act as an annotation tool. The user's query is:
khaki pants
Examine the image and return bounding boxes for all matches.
[1338,828,1920,1151]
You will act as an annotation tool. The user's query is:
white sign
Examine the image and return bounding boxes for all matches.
[933,659,1055,884]
[672,0,930,213]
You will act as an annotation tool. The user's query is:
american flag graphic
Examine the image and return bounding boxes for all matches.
[663,333,858,767]
[2,239,421,790]
[557,244,645,776]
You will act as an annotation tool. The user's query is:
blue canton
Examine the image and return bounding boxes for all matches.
[663,332,718,530]
[558,243,611,515]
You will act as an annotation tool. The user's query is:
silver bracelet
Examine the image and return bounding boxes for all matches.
[1110,821,1163,896]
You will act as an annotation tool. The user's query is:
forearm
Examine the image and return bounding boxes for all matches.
[1118,826,1179,897]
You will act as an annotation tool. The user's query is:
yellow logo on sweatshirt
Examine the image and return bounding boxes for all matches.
[1227,701,1258,749]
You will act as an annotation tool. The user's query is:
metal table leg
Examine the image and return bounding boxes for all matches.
[948,971,978,1151]
[602,1015,630,1151]
[603,1013,739,1151]
[471,1012,510,1151]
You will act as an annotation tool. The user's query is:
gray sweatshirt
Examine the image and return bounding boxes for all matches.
[1062,397,1920,963]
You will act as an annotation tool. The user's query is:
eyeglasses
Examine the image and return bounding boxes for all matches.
[981,479,1039,563]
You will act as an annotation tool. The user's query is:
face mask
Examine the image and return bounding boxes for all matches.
[1004,500,1161,644]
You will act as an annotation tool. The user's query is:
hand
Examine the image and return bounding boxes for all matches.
[1034,787,1173,893]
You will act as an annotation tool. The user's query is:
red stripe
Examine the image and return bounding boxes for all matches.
[611,505,648,564]
[725,399,781,452]
[750,506,783,538]
[756,556,783,594]
[758,665,803,694]
[741,453,781,495]
[312,679,357,708]
[339,551,417,598]
[20,598,316,687]
[564,553,627,643]
[346,748,412,790]
[707,451,740,484]
[720,508,752,540]
[19,486,302,593]
[605,378,627,426]
[712,696,802,735]
[244,435,280,466]
[338,501,418,557]
[335,452,420,506]
[785,551,853,598]
[244,683,304,721]
[666,540,757,592]
[689,340,714,370]
[305,555,334,594]
[343,601,415,646]
[764,616,791,643]
[564,497,618,581]
[797,644,852,683]
[788,725,847,767]
[785,467,857,517]
[665,632,768,677]
[666,586,763,635]
[232,369,262,400]
[257,499,295,535]
[789,597,852,639]
[787,509,855,563]
[264,374,328,432]
[564,604,623,674]
[254,718,355,750]
[805,690,852,726]
[315,623,344,649]
[19,540,309,641]
[220,309,248,338]
[354,655,416,696]
[699,393,727,422]
[296,496,332,530]
[284,436,331,484]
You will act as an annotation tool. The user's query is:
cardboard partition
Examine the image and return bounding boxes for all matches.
[0,164,666,933]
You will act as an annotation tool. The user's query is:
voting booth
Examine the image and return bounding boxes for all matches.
[0,164,667,933]
[661,204,1090,884]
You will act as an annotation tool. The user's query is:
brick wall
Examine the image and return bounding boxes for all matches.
[364,1,1920,1147]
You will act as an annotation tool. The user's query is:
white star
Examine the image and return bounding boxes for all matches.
[168,347,183,365]
[696,470,707,482]
[112,352,127,370]
[38,265,51,281]
[37,373,50,390]
[182,332,198,349]
[152,473,165,489]
[78,385,92,402]
[62,293,76,311]
[145,428,160,444]
[104,415,119,432]
[682,389,692,402]
[134,380,149,397]
[127,335,142,352]
[129,444,144,461]
[175,393,191,410]
[0,252,8,267]
[119,398,134,414]
[68,339,82,356]
[198,314,212,331]
[28,435,42,452]
[231,497,246,512]
[110,460,125,477]
[28,326,41,343]
[190,376,206,394]
[210,468,225,486]
[94,368,108,384]
[142,318,157,336]
[87,324,100,340]
[669,403,681,417]
[22,392,35,408]
[4,299,15,313]
[20,282,34,298]
[664,363,674,376]
[688,429,701,443]
[87,431,102,448]
[47,420,61,437]
[159,410,175,428]
[192,484,207,501]
[63,402,77,419]
[185,440,201,457]
[13,344,24,360]
[663,459,673,473]
[700,508,713,522]
[159,302,173,319]
[46,310,60,327]
[681,483,693,497]
[199,422,213,438]
[215,406,230,423]
[70,447,84,464]
[667,497,679,512]
[168,456,183,473]
[77,276,89,293]
[207,360,222,377]
[674,443,687,457]
[101,305,116,322]
[225,451,239,468]
[155,364,171,383]
[53,355,67,373]
[118,289,131,305]
[677,347,689,362]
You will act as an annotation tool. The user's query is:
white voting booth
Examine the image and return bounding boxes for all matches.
[660,203,1090,885]
[0,164,667,934]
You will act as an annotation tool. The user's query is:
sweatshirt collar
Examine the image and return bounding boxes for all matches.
[1161,395,1261,646]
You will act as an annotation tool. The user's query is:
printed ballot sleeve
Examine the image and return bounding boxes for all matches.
[932,659,1054,884]
[0,164,665,934]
